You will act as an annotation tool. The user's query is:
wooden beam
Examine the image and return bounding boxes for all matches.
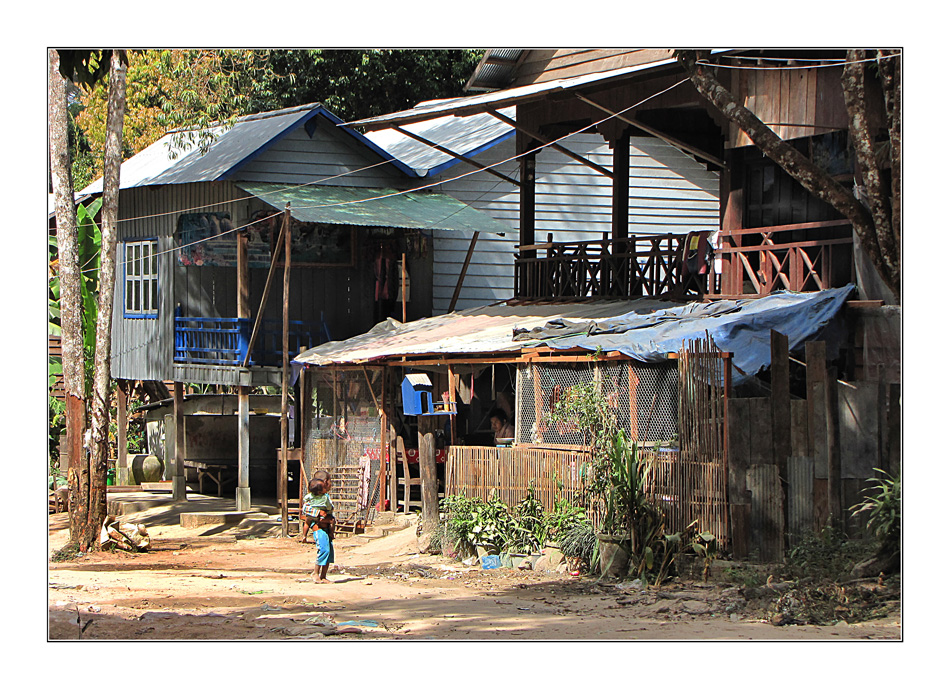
[490,109,615,179]
[393,126,520,186]
[575,93,727,169]
[448,232,479,313]
[280,202,291,537]
[243,207,288,367]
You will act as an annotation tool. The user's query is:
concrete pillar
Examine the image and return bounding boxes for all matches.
[172,382,187,501]
[236,385,251,511]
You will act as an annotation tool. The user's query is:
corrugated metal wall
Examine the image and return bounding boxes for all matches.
[111,182,254,382]
[428,133,720,314]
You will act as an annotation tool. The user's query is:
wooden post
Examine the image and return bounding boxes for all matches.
[299,360,312,516]
[770,330,791,548]
[400,254,407,323]
[378,368,388,511]
[418,415,439,542]
[826,367,841,527]
[447,365,457,446]
[388,422,398,514]
[280,203,291,537]
[237,386,251,511]
[448,233,479,313]
[116,380,129,485]
[806,340,835,530]
[612,130,630,296]
[172,382,186,502]
[243,210,288,367]
[237,227,249,320]
[518,131,536,297]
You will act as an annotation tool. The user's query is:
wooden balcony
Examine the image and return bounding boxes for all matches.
[515,233,695,300]
[514,221,855,303]
[709,219,854,299]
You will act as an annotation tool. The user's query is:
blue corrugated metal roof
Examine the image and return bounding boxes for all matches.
[364,106,516,177]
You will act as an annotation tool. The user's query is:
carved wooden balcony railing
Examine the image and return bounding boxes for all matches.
[708,219,854,299]
[514,233,692,300]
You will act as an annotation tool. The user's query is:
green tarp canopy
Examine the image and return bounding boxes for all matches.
[237,182,512,234]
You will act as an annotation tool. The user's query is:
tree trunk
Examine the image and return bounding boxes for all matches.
[49,50,87,546]
[417,415,439,548]
[841,50,900,287]
[675,50,900,299]
[87,51,128,550]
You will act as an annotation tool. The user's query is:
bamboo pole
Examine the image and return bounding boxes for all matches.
[280,204,291,537]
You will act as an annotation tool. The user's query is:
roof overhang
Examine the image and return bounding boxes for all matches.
[344,54,717,132]
[294,286,854,388]
[237,182,513,234]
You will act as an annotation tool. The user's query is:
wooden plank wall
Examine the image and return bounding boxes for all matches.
[429,132,719,313]
[727,65,848,148]
[727,335,900,561]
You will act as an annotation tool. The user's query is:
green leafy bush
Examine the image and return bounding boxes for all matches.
[852,469,901,554]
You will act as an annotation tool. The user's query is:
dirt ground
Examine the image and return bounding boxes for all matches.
[47,497,901,643]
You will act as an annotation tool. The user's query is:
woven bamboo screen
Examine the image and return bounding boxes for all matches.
[445,445,592,513]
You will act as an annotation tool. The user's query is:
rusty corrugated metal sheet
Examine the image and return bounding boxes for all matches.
[294,299,664,366]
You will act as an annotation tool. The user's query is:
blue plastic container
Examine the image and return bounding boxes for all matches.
[480,555,502,570]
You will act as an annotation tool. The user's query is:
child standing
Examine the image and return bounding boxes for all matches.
[302,471,335,583]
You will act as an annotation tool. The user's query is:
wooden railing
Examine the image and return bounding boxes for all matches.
[514,233,693,300]
[174,313,318,367]
[709,219,854,299]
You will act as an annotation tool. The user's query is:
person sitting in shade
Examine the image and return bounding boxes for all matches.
[489,409,515,443]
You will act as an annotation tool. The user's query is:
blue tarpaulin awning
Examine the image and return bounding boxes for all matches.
[295,286,854,386]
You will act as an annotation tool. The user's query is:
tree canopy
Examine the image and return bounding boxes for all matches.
[71,49,482,186]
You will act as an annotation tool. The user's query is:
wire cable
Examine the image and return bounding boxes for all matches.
[696,52,900,71]
[54,77,692,281]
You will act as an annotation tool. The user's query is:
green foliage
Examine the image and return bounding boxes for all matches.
[851,469,901,552]
[784,527,874,583]
[442,488,592,558]
[549,380,721,584]
[442,492,516,555]
[545,497,588,542]
[51,541,82,562]
[559,520,597,566]
[71,49,482,187]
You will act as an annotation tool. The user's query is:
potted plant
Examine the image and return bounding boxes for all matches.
[503,484,547,566]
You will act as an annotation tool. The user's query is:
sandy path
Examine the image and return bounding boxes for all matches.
[47,508,899,642]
